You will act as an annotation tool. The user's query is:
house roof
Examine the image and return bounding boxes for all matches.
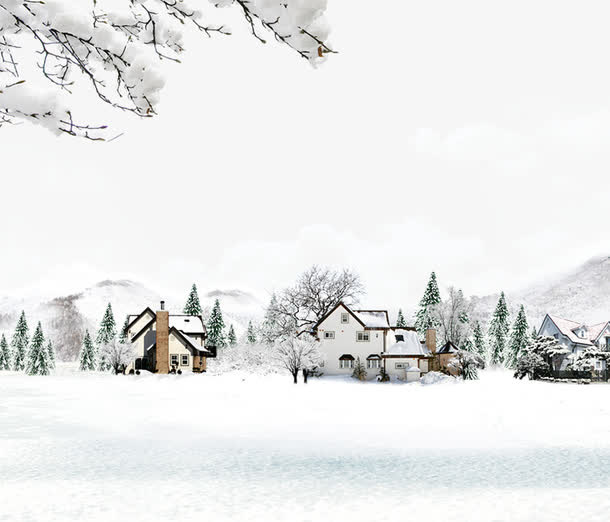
[339,354,355,360]
[386,330,430,356]
[353,310,390,329]
[367,353,381,360]
[546,314,594,346]
[438,341,459,354]
[126,307,155,331]
[588,321,610,342]
[129,307,207,343]
[169,327,213,356]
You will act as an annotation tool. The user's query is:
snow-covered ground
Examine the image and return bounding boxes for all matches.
[2,367,610,521]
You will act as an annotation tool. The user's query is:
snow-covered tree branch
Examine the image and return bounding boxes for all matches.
[0,0,332,139]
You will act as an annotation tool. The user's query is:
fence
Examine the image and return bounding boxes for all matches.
[549,370,610,382]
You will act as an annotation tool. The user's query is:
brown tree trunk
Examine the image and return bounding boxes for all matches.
[292,370,298,384]
[303,369,309,384]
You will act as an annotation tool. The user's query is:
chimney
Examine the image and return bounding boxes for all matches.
[155,301,170,374]
[425,328,437,354]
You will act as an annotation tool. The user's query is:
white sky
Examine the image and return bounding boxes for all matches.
[1,0,609,308]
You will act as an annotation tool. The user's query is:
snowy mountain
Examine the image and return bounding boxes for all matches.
[471,255,610,330]
[0,280,264,361]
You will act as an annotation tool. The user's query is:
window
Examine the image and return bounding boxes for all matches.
[395,362,410,370]
[324,331,335,339]
[341,313,349,324]
[367,359,380,369]
[395,334,404,342]
[356,332,370,342]
[340,359,354,369]
[170,355,179,367]
[606,337,610,350]
[181,355,189,366]
[596,361,602,370]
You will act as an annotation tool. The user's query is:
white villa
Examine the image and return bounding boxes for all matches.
[308,302,445,381]
[125,301,215,374]
[538,314,610,370]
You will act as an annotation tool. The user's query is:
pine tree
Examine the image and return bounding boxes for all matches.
[207,299,226,348]
[79,330,97,371]
[118,316,130,344]
[488,292,510,366]
[506,305,529,369]
[260,293,282,344]
[47,339,56,370]
[0,334,11,370]
[11,311,29,371]
[96,303,116,371]
[472,321,486,357]
[396,309,407,328]
[26,322,49,376]
[531,326,538,342]
[414,272,441,336]
[227,324,237,346]
[183,283,202,316]
[352,357,367,381]
[246,321,257,344]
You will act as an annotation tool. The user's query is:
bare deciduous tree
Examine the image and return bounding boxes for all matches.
[0,0,334,139]
[99,337,135,374]
[432,287,472,349]
[270,265,365,338]
[274,335,321,384]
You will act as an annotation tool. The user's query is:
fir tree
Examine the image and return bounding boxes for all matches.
[246,321,257,344]
[414,272,441,336]
[79,330,97,371]
[11,311,29,371]
[26,322,49,376]
[396,309,407,328]
[118,316,130,344]
[183,283,202,316]
[227,324,237,346]
[96,303,116,371]
[352,357,367,381]
[0,334,11,370]
[531,326,538,342]
[260,293,282,344]
[47,339,56,370]
[207,299,226,348]
[488,292,510,366]
[472,321,486,357]
[506,305,529,369]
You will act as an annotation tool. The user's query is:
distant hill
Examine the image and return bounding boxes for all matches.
[0,280,264,361]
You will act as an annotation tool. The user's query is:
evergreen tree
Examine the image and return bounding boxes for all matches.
[0,334,11,370]
[118,316,130,344]
[79,330,97,371]
[531,326,538,342]
[260,293,282,344]
[352,357,367,381]
[207,299,226,348]
[26,322,49,376]
[396,309,407,328]
[488,292,510,366]
[414,272,441,336]
[227,324,237,346]
[183,283,202,315]
[246,321,257,344]
[47,339,56,370]
[506,305,529,369]
[11,311,29,371]
[96,303,116,371]
[472,321,486,357]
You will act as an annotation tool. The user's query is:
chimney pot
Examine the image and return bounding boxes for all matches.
[160,300,165,311]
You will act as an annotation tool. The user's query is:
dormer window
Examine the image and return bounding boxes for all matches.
[395,334,404,342]
[341,313,349,324]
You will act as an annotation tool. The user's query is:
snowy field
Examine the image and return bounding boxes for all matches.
[2,367,610,521]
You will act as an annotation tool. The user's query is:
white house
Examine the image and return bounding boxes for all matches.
[125,301,215,374]
[310,302,439,381]
[538,314,610,370]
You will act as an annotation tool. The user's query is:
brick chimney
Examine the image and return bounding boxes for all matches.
[155,301,170,374]
[425,328,437,354]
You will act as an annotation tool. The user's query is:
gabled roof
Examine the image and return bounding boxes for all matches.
[438,341,459,354]
[126,307,155,331]
[386,330,430,356]
[589,321,610,343]
[312,302,366,330]
[128,307,206,343]
[169,327,213,356]
[545,314,594,346]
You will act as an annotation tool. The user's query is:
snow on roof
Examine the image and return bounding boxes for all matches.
[406,366,422,372]
[180,332,207,352]
[354,310,390,329]
[588,322,610,342]
[169,315,205,334]
[386,330,430,356]
[548,315,594,346]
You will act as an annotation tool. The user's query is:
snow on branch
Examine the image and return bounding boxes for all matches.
[0,0,333,139]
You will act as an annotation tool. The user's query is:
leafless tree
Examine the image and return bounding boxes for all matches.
[270,265,365,338]
[432,287,473,348]
[274,335,321,384]
[99,338,135,374]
